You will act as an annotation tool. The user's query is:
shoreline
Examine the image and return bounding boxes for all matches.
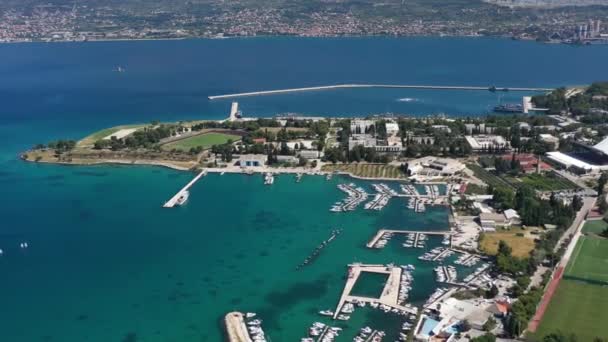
[21,156,454,183]
[0,34,592,46]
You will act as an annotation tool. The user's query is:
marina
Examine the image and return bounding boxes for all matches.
[333,264,419,320]
[366,229,453,249]
[331,183,369,212]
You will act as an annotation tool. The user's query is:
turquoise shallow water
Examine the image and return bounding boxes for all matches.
[0,37,607,341]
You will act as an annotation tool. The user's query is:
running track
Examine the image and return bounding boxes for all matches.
[528,266,565,332]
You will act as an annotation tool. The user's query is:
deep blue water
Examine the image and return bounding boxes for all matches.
[0,37,608,342]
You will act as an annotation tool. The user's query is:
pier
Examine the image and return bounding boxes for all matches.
[208,83,553,100]
[163,170,207,208]
[333,264,417,319]
[366,229,452,248]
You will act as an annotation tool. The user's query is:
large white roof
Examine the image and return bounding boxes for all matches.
[593,136,608,155]
[546,151,599,170]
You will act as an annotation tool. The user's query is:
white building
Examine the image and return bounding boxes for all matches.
[406,157,465,177]
[465,135,511,152]
[385,122,400,136]
[350,119,375,135]
[539,134,560,150]
[298,150,324,159]
[504,209,521,226]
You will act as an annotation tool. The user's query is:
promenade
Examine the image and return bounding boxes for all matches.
[208,83,553,100]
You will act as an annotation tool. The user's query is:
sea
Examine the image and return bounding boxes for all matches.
[1,37,608,342]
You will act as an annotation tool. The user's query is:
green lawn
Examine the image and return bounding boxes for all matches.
[582,220,608,235]
[162,133,241,151]
[519,172,578,191]
[565,236,608,283]
[534,279,608,341]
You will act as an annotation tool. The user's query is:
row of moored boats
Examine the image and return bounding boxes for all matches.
[331,184,368,212]
[244,313,267,342]
[434,265,458,283]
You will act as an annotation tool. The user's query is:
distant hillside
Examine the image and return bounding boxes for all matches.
[485,0,608,8]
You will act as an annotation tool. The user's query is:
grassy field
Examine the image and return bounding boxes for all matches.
[565,236,608,283]
[534,279,608,341]
[162,133,241,151]
[322,163,405,179]
[466,164,514,190]
[582,219,608,235]
[77,124,145,147]
[519,172,578,191]
[479,230,536,258]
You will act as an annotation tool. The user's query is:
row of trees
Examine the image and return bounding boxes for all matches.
[35,140,77,153]
[93,125,175,150]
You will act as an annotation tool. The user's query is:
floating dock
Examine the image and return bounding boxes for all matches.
[163,170,207,208]
[366,229,453,248]
[208,84,553,100]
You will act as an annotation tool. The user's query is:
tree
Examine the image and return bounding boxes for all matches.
[598,172,608,195]
[485,284,499,299]
[460,320,472,332]
[542,331,578,342]
[571,195,583,211]
[471,334,496,342]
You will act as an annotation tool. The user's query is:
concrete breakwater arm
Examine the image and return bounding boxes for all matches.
[208,84,553,100]
[224,312,253,342]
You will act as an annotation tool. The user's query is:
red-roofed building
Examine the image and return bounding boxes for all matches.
[501,153,551,173]
[252,138,267,144]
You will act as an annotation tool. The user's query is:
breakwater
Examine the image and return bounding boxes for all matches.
[208,84,553,100]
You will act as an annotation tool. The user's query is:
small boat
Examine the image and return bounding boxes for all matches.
[318,310,334,316]
[176,190,189,206]
[336,314,350,321]
[246,312,256,318]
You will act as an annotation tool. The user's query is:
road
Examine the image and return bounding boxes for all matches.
[528,196,595,289]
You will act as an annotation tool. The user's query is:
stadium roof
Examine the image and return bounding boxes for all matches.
[546,151,600,170]
[593,136,608,155]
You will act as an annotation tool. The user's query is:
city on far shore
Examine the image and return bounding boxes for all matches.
[20,81,608,341]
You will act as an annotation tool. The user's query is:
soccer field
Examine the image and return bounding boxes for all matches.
[162,132,241,151]
[565,236,608,283]
[534,279,608,341]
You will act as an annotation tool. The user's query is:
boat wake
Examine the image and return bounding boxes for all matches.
[396,97,419,102]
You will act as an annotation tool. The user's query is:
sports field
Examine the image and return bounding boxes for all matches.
[162,133,241,151]
[565,236,608,283]
[582,219,608,235]
[534,279,608,341]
